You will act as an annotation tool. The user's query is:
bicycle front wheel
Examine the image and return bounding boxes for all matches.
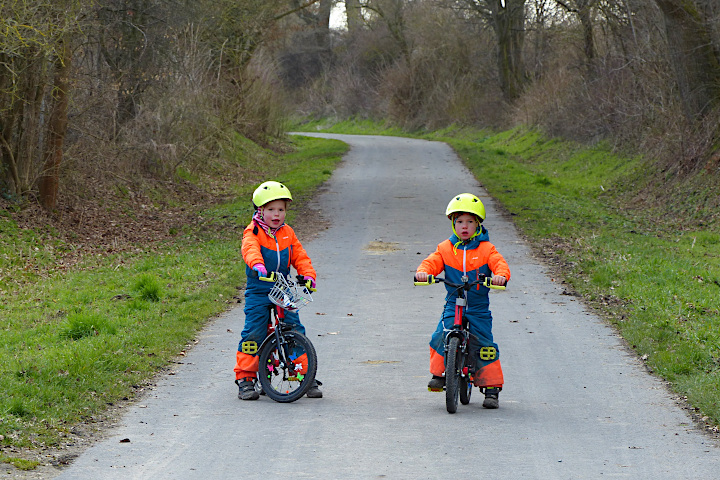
[257,331,317,403]
[445,336,462,414]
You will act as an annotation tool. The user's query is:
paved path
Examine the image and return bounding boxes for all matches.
[51,133,719,479]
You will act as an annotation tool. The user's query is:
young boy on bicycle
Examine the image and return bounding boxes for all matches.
[233,180,322,400]
[415,193,510,408]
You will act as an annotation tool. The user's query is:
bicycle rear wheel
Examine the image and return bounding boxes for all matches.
[445,336,462,414]
[257,331,317,403]
[459,372,472,405]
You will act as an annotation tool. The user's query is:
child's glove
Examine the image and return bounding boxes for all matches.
[303,276,316,289]
[252,264,267,277]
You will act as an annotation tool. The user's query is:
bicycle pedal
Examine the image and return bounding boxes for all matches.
[428,387,445,392]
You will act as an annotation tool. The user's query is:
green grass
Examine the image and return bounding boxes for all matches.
[290,116,413,137]
[0,134,347,464]
[440,127,720,426]
[301,120,720,430]
[0,455,39,471]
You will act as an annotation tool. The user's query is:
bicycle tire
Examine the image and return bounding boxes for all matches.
[445,336,462,414]
[459,371,472,405]
[257,331,317,403]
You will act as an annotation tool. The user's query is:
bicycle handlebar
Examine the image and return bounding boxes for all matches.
[414,274,506,290]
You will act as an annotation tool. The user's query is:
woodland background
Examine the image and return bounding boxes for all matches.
[1,0,719,225]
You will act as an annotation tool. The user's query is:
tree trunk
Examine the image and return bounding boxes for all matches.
[577,0,595,64]
[39,40,71,211]
[654,0,720,120]
[491,0,528,101]
[346,0,363,31]
[316,0,333,51]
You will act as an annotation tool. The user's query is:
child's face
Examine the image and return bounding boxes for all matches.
[454,213,478,240]
[261,199,287,228]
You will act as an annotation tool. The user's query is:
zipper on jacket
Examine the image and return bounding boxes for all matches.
[274,237,281,273]
[462,248,467,275]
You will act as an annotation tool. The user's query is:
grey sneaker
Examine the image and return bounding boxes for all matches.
[306,379,323,398]
[482,387,500,409]
[236,378,260,401]
[427,375,445,391]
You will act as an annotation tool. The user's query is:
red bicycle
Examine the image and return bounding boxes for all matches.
[256,272,318,403]
[414,274,505,413]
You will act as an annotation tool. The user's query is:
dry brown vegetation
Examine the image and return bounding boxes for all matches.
[1,0,719,250]
[285,1,720,189]
[0,1,296,256]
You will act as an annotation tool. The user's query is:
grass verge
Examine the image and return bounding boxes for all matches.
[0,134,347,465]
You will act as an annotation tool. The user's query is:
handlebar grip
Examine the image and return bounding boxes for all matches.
[414,274,436,286]
[296,275,317,292]
[483,277,506,290]
[259,272,277,282]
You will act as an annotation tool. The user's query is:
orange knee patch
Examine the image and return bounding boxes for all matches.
[234,351,260,380]
[430,347,445,376]
[473,360,503,387]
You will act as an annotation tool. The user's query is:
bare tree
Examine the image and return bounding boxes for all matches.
[38,38,71,210]
[346,0,364,30]
[0,0,82,208]
[364,0,411,60]
[555,0,598,64]
[653,0,720,120]
[455,0,529,101]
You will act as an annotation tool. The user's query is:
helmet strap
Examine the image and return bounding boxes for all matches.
[451,214,482,243]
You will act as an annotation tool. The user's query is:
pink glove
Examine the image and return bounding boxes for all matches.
[303,276,316,289]
[252,264,267,277]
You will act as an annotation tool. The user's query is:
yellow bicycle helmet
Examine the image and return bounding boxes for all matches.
[445,193,486,222]
[252,181,292,208]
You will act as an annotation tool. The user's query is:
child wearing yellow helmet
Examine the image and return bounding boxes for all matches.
[415,193,510,408]
[233,181,322,400]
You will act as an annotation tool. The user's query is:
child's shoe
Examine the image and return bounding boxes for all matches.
[482,387,500,409]
[427,375,445,391]
[236,378,260,401]
[306,379,323,398]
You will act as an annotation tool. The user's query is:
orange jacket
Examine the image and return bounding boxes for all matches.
[242,222,316,293]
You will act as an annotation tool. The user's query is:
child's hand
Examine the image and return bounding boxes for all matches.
[492,275,507,286]
[252,264,267,277]
[415,272,428,282]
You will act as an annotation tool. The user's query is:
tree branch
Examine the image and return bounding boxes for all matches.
[275,0,324,21]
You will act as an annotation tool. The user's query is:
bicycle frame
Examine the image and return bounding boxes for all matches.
[444,276,474,386]
[258,272,312,362]
[257,289,297,380]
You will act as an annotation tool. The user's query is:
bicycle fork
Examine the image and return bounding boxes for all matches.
[267,307,307,382]
[448,297,471,379]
